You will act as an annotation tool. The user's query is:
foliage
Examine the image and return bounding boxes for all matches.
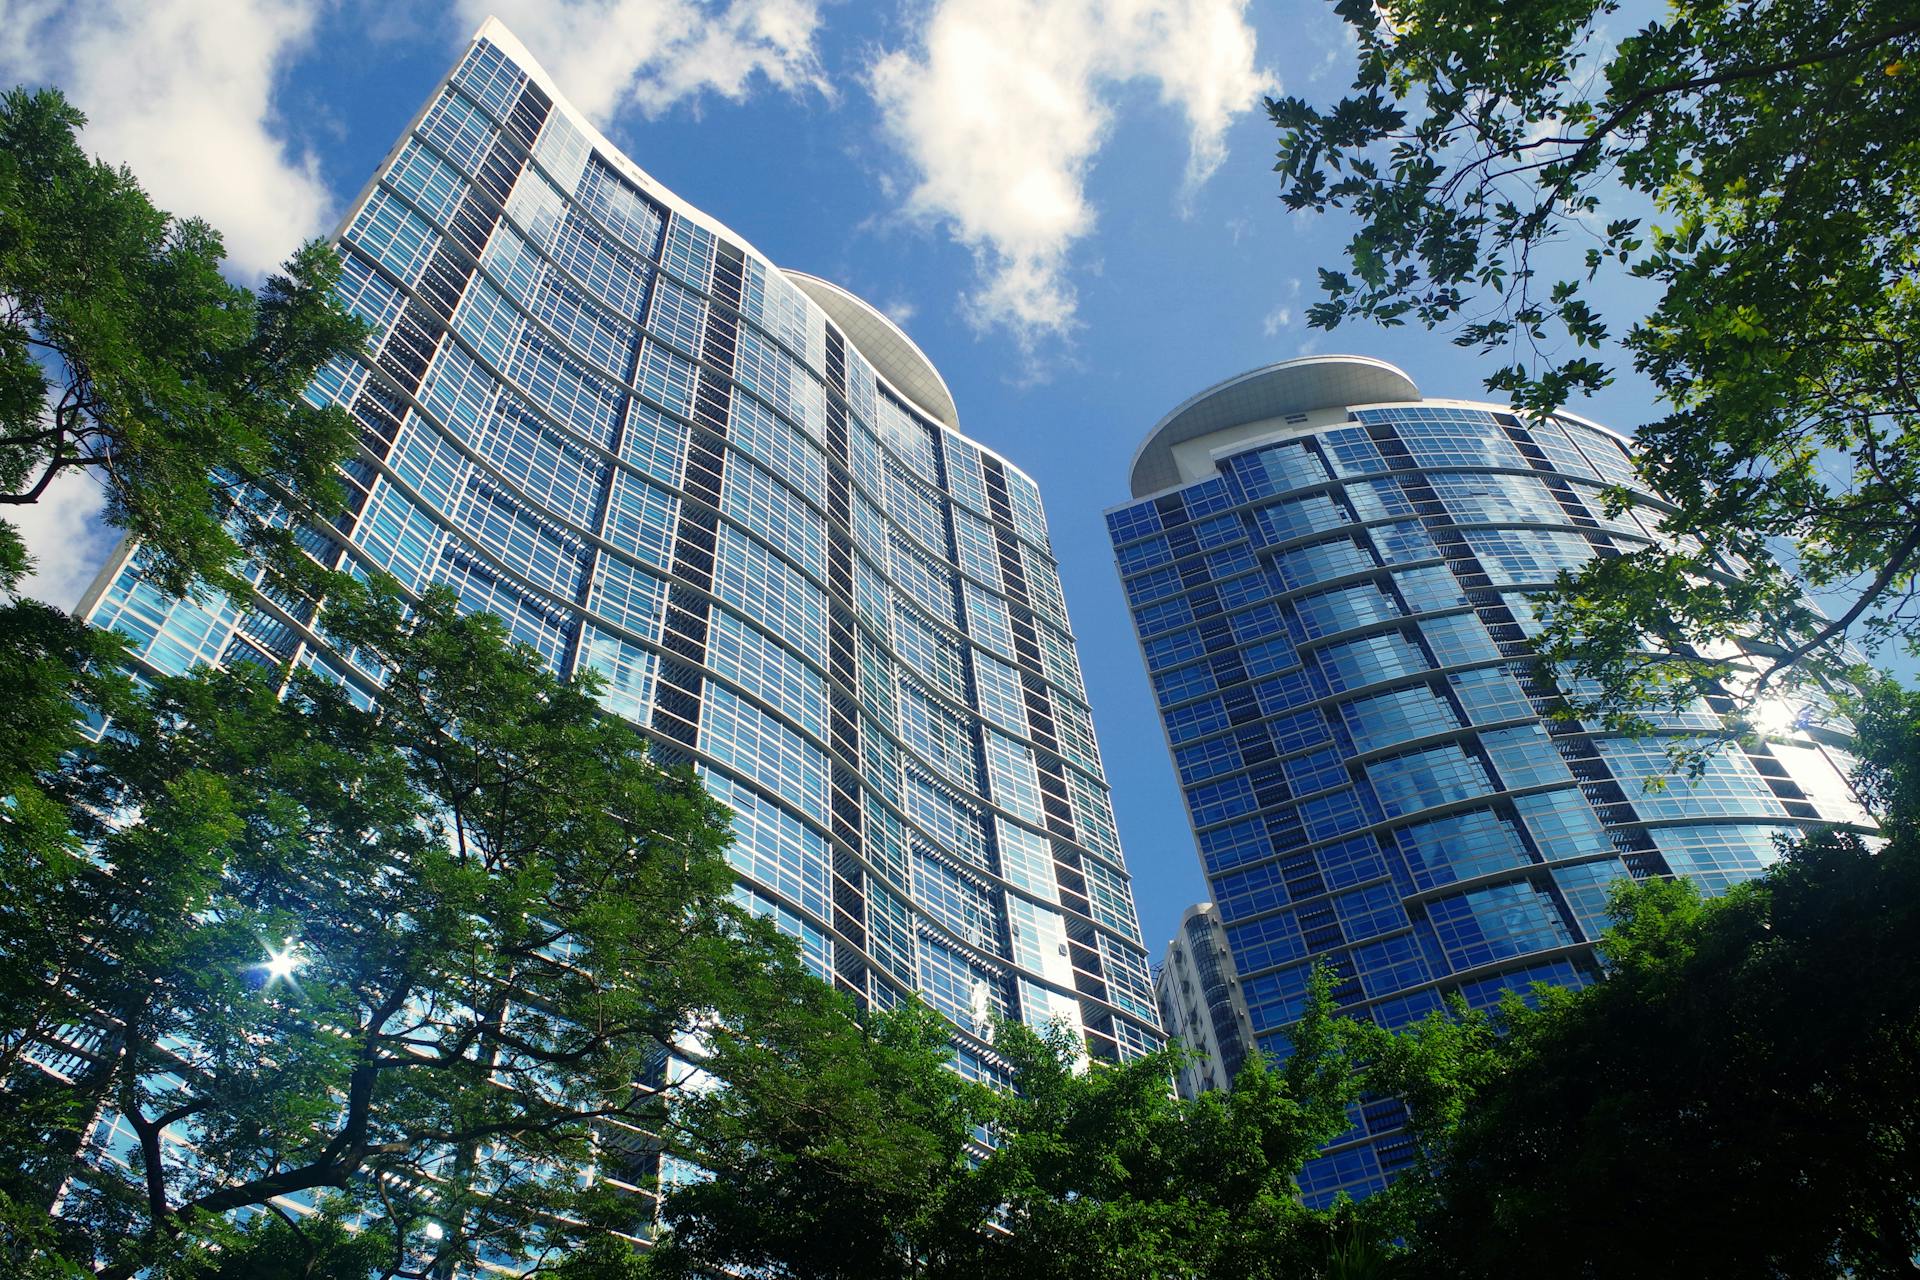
[1271,0,1920,724]
[0,85,366,600]
[0,81,366,921]
[0,582,810,1279]
[646,996,992,1280]
[1375,677,1920,1278]
[650,966,1405,1280]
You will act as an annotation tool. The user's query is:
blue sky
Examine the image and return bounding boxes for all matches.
[4,0,1696,957]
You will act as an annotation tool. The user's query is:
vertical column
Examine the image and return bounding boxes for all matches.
[980,455,1118,1054]
[649,240,744,751]
[822,329,870,1008]
[338,78,553,543]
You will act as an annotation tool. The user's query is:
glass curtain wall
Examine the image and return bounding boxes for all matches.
[80,17,1158,1161]
[1109,358,1872,1202]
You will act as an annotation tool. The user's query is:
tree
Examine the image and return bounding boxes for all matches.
[0,83,367,909]
[1374,678,1920,1278]
[0,85,366,601]
[0,582,811,1279]
[645,997,993,1280]
[650,967,1408,1280]
[1270,0,1920,725]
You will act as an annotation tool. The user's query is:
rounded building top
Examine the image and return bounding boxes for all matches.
[783,271,960,431]
[1129,355,1420,497]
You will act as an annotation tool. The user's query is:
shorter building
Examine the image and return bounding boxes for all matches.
[1110,355,1875,1201]
[1153,903,1253,1097]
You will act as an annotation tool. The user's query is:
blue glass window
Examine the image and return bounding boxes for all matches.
[1420,613,1501,667]
[1276,536,1377,590]
[1478,724,1573,790]
[1212,861,1289,921]
[1294,582,1400,639]
[1228,911,1306,973]
[1320,427,1389,477]
[1393,807,1533,890]
[1255,493,1350,545]
[1367,744,1494,817]
[1340,683,1460,752]
[1448,665,1534,723]
[1426,880,1572,970]
[1226,440,1328,497]
[1317,630,1429,692]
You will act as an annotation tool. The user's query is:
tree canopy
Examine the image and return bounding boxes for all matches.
[0,85,365,601]
[0,584,812,1279]
[1271,0,1920,725]
[1373,679,1920,1279]
[648,968,1403,1280]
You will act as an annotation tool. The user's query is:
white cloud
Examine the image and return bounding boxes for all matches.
[9,468,116,610]
[1261,305,1292,337]
[868,0,1271,347]
[882,298,919,326]
[465,0,830,122]
[0,0,334,280]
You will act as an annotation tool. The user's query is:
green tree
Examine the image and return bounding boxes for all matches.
[0,83,365,925]
[0,583,808,1279]
[0,85,365,600]
[650,968,1406,1280]
[1270,0,1920,724]
[1375,679,1920,1278]
[646,996,992,1280]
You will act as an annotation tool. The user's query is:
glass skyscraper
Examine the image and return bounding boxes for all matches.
[1108,355,1873,1202]
[1152,902,1253,1098]
[80,19,1158,1077]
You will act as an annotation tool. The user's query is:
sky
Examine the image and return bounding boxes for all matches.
[1,0,1698,958]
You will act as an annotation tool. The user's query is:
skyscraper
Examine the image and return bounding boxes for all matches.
[1153,902,1253,1098]
[80,20,1159,1077]
[1107,355,1873,1202]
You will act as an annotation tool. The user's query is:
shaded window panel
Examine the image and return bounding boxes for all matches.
[1511,789,1617,860]
[1367,743,1494,818]
[1478,723,1574,790]
[1340,683,1460,753]
[1426,880,1572,971]
[1393,806,1533,891]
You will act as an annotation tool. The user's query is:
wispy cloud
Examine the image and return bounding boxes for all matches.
[1261,305,1293,337]
[0,0,334,280]
[466,0,831,121]
[868,0,1271,350]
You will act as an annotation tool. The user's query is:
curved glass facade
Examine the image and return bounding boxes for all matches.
[1109,358,1872,1202]
[83,22,1157,1074]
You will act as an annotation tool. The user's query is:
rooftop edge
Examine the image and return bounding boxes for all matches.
[1128,356,1421,498]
